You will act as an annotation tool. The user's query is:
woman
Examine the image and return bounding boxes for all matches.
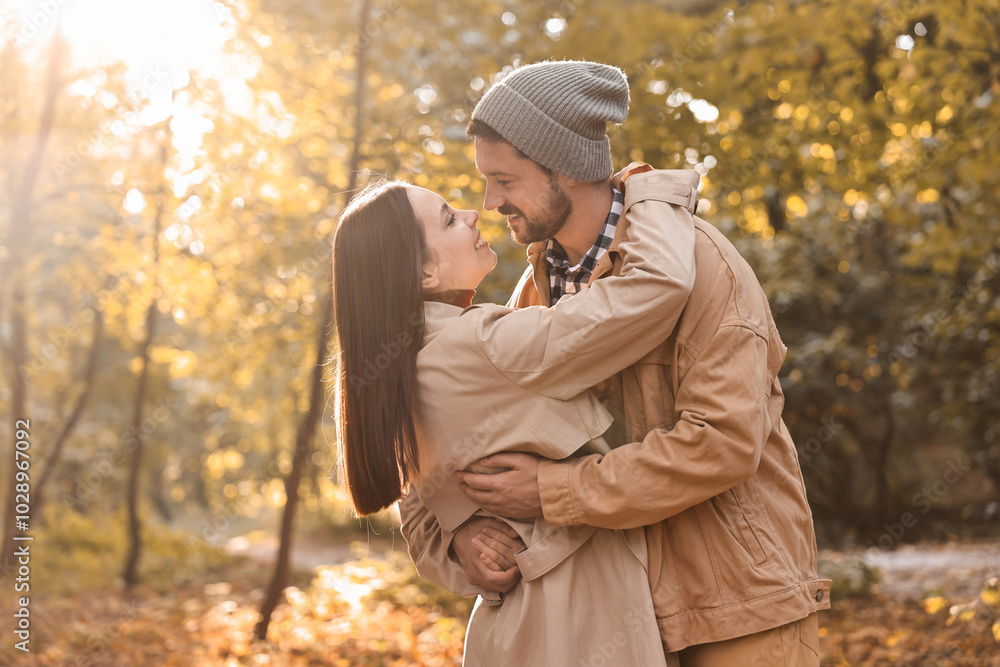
[332,166,696,666]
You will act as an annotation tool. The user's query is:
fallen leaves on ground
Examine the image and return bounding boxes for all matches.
[819,577,1000,666]
[3,548,998,666]
[1,552,471,666]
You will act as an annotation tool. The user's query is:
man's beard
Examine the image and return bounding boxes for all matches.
[498,176,572,245]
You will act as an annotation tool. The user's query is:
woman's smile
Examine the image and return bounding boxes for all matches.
[407,186,498,292]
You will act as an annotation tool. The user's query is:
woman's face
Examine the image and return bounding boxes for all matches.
[407,186,497,293]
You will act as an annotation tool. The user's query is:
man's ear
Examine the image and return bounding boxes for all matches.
[421,263,440,293]
[552,171,580,191]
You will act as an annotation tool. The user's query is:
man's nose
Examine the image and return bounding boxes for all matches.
[483,184,503,211]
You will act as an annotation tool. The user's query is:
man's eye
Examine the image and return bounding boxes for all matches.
[497,180,510,187]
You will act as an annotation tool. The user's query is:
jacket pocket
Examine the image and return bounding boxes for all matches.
[714,488,768,566]
[798,611,820,657]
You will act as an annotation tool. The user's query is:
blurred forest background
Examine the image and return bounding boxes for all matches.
[1,0,998,664]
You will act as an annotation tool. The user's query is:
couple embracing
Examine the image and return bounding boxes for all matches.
[331,60,830,666]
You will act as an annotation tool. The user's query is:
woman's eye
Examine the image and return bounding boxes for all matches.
[447,213,456,226]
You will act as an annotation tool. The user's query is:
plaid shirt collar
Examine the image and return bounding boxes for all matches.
[545,186,624,305]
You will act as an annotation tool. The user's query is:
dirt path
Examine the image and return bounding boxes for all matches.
[856,540,1000,600]
[817,539,1000,604]
[225,531,409,572]
[232,526,999,604]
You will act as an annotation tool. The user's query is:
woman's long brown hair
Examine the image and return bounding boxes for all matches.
[332,181,425,515]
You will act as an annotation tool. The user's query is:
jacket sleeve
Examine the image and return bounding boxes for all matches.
[476,169,697,400]
[398,490,484,597]
[536,323,772,528]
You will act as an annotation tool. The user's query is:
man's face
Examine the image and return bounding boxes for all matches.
[473,137,572,246]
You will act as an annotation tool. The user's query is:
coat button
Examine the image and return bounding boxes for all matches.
[815,590,824,602]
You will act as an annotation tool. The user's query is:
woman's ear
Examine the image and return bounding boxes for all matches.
[421,263,440,293]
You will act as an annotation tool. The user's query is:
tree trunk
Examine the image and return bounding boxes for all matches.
[122,136,169,589]
[253,291,335,639]
[147,459,174,522]
[847,390,897,525]
[871,392,897,521]
[33,308,103,526]
[1,30,64,574]
[254,0,373,640]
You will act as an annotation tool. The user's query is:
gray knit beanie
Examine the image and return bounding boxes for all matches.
[471,60,630,182]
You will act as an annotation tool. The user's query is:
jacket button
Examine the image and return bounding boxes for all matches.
[815,590,824,602]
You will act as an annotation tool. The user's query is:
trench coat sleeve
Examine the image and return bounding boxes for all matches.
[476,170,697,401]
[538,323,773,528]
[398,490,488,597]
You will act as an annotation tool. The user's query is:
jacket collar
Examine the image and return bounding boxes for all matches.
[526,241,550,304]
[589,220,625,282]
[525,216,627,303]
[424,289,476,309]
[421,300,466,347]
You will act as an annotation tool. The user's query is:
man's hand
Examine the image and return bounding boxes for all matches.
[451,516,524,593]
[612,161,653,190]
[455,452,543,520]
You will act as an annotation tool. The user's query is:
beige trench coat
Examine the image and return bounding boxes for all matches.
[403,171,700,666]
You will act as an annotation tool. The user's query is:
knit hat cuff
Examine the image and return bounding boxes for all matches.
[473,83,613,182]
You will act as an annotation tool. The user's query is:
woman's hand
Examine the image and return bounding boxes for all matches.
[452,517,523,592]
[472,524,525,572]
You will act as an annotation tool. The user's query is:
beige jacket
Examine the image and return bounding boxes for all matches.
[403,168,832,652]
[401,170,699,665]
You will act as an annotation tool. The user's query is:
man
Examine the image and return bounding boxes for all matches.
[401,60,830,666]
